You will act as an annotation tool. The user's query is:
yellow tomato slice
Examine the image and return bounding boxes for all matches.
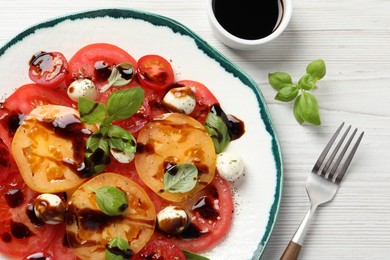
[11,105,97,193]
[135,113,216,202]
[66,173,156,259]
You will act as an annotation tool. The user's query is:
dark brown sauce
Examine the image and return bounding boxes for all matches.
[213,0,284,40]
[73,208,124,232]
[10,221,34,239]
[106,245,135,259]
[40,114,88,162]
[117,66,134,81]
[180,222,201,239]
[192,196,219,220]
[5,113,23,136]
[4,189,23,208]
[26,204,45,227]
[94,61,111,82]
[210,105,245,140]
[1,232,12,243]
[37,114,99,178]
[136,143,155,154]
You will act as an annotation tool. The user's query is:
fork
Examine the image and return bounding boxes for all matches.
[280,122,364,260]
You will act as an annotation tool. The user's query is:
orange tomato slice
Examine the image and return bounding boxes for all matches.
[66,172,156,259]
[11,105,97,193]
[135,113,216,202]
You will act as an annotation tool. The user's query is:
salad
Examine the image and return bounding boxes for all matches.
[0,43,245,259]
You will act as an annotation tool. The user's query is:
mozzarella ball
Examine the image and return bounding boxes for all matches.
[157,206,189,235]
[34,194,66,225]
[216,152,245,181]
[110,148,135,164]
[162,86,196,114]
[67,79,98,102]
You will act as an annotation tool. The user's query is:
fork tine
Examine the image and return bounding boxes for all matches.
[320,125,351,177]
[328,127,357,180]
[334,131,364,183]
[312,122,345,173]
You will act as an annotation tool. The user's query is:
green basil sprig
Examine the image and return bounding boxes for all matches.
[90,186,129,216]
[163,164,198,193]
[268,59,326,125]
[105,236,134,260]
[204,111,231,153]
[79,88,144,175]
[183,250,210,260]
[100,62,134,92]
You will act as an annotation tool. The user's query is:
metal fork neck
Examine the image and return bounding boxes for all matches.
[291,204,318,246]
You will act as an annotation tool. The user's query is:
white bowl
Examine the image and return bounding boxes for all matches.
[207,0,293,50]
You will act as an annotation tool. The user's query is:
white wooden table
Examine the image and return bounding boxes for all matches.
[1,0,389,259]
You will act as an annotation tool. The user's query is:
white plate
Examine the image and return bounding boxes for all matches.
[0,9,283,260]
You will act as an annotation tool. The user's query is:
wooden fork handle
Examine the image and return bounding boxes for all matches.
[280,241,302,260]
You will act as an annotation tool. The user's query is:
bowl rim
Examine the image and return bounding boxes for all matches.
[206,0,293,47]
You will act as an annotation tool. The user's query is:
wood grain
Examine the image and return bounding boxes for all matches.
[0,0,389,259]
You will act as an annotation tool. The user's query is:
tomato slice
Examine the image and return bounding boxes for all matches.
[0,172,58,258]
[135,113,216,202]
[3,83,75,115]
[66,43,138,91]
[132,239,185,260]
[154,173,233,253]
[66,173,156,259]
[173,80,219,124]
[11,105,97,193]
[137,55,174,91]
[0,138,17,184]
[28,51,68,88]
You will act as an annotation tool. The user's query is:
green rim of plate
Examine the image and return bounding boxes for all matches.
[0,8,283,259]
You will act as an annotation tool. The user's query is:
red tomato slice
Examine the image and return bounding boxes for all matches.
[173,80,220,124]
[0,107,14,150]
[137,55,174,91]
[153,174,233,253]
[66,43,138,91]
[0,172,58,258]
[2,83,75,115]
[28,51,68,88]
[0,139,17,184]
[132,239,186,260]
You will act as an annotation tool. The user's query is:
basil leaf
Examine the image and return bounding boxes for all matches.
[82,148,111,178]
[107,125,136,154]
[107,88,144,121]
[105,237,133,260]
[275,84,299,102]
[78,97,106,124]
[91,186,129,216]
[293,94,305,124]
[164,164,198,193]
[108,62,134,87]
[183,250,210,260]
[298,74,317,90]
[306,59,326,80]
[293,91,321,125]
[204,112,231,153]
[268,72,293,90]
[86,131,110,155]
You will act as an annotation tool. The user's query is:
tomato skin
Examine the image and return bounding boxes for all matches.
[28,51,68,88]
[2,83,75,115]
[154,174,233,253]
[0,171,58,258]
[132,239,186,260]
[66,43,137,90]
[137,55,174,91]
[173,80,219,124]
